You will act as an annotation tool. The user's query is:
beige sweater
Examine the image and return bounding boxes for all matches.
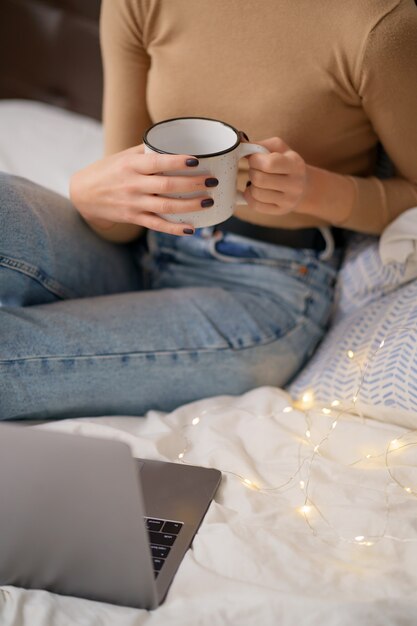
[100,0,417,235]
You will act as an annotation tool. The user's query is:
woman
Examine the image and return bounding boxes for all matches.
[1,0,416,419]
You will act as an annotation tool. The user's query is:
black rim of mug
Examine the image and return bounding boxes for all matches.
[142,116,243,158]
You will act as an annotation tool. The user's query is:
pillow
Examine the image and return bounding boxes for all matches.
[332,233,417,323]
[0,99,103,197]
[288,266,417,429]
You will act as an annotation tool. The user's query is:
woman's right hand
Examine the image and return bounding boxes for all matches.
[69,143,218,236]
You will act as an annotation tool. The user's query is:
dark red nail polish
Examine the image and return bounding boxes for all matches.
[183,228,194,235]
[186,158,199,167]
[246,181,252,187]
[205,178,219,187]
[201,198,214,208]
[242,132,250,141]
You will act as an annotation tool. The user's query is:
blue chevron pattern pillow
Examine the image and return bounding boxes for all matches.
[288,237,417,428]
[333,234,415,322]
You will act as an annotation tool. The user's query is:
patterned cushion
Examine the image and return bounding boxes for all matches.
[288,237,417,428]
[333,234,415,323]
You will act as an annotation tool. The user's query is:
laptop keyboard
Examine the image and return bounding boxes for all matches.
[144,517,184,578]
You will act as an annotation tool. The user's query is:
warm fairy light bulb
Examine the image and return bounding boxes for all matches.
[283,406,293,413]
[313,445,320,453]
[365,454,372,459]
[242,478,258,490]
[332,421,338,429]
[302,390,315,405]
[293,390,315,411]
[404,487,412,493]
[322,408,331,415]
[178,452,184,459]
[191,417,200,426]
[390,439,401,450]
[299,504,311,515]
[331,400,340,407]
[305,429,311,438]
[354,537,373,546]
[299,480,305,489]
[379,339,385,349]
[347,350,354,359]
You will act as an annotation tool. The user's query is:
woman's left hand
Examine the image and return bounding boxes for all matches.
[243,137,309,215]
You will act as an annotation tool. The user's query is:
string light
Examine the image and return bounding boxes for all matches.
[242,478,259,490]
[175,326,417,546]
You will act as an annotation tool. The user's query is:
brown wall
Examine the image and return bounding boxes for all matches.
[0,0,102,120]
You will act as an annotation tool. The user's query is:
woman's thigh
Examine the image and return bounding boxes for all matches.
[0,228,338,420]
[0,172,142,306]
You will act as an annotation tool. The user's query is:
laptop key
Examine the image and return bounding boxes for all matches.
[145,518,164,532]
[148,531,176,547]
[151,545,171,559]
[162,521,183,535]
[153,558,164,571]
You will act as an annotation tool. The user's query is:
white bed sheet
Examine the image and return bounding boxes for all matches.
[0,100,102,197]
[1,100,416,625]
[2,387,417,626]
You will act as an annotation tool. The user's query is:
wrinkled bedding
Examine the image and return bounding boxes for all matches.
[1,386,417,626]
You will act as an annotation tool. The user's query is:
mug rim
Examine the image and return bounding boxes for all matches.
[142,116,241,158]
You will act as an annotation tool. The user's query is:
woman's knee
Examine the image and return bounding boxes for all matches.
[0,173,77,306]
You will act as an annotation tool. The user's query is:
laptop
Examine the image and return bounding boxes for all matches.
[0,422,221,610]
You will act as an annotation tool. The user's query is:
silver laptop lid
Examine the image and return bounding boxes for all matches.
[0,423,158,609]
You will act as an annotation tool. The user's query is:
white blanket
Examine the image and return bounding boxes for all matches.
[1,387,417,626]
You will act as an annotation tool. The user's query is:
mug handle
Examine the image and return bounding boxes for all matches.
[235,134,270,205]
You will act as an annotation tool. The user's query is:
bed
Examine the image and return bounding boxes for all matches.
[1,1,417,625]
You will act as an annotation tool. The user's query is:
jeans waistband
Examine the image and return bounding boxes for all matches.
[212,216,337,252]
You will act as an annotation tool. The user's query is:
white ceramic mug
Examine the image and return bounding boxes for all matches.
[143,116,269,228]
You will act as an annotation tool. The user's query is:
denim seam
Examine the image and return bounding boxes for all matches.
[0,255,75,300]
[0,328,300,365]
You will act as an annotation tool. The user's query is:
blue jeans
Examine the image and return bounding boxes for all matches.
[0,173,340,419]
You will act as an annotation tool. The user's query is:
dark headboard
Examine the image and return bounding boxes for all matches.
[0,0,102,120]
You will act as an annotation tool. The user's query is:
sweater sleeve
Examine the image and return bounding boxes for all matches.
[337,0,417,234]
[100,0,152,156]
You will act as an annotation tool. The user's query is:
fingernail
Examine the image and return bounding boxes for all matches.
[183,228,194,235]
[186,158,199,167]
[246,180,252,187]
[201,198,214,208]
[205,177,219,187]
[242,132,250,141]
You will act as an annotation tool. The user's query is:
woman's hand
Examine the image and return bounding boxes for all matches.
[242,137,309,216]
[69,143,217,236]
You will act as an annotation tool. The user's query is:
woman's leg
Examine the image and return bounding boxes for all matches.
[0,220,338,419]
[0,172,142,307]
